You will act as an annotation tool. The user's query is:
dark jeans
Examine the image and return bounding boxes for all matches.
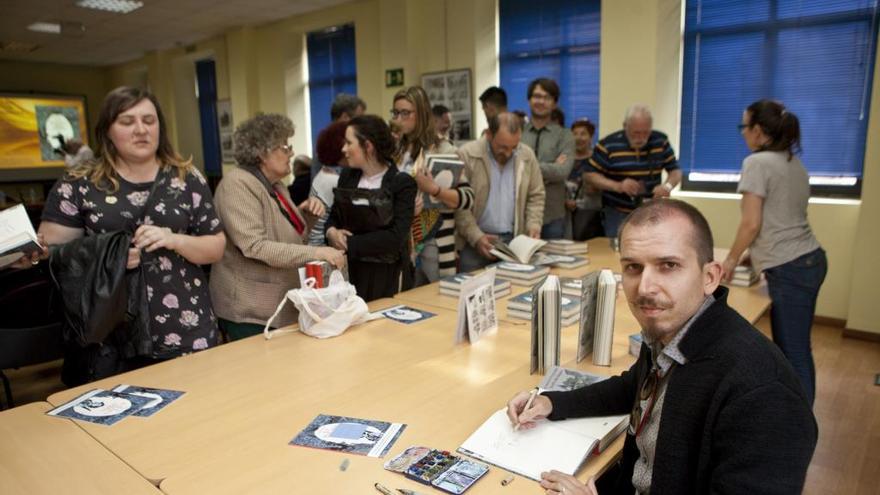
[541,217,566,239]
[602,206,629,238]
[459,232,513,273]
[764,248,827,404]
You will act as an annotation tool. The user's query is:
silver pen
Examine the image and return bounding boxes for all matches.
[374,483,394,495]
[397,489,431,495]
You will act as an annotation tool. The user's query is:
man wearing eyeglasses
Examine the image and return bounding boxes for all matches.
[585,104,681,238]
[521,78,576,240]
[507,199,816,495]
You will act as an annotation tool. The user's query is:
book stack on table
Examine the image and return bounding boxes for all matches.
[438,274,512,298]
[507,290,580,326]
[540,239,588,256]
[492,262,550,287]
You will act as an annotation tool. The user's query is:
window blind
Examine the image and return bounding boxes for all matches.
[499,0,601,129]
[680,0,878,195]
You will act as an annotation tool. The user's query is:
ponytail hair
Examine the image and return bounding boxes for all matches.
[745,99,801,160]
[347,115,397,165]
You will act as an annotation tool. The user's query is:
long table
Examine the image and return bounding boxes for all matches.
[39,238,770,495]
[0,402,163,494]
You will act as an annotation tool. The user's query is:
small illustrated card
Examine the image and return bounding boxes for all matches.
[380,305,436,324]
[111,385,185,417]
[455,267,498,344]
[47,389,153,426]
[290,414,406,458]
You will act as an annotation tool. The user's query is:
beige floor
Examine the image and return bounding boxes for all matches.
[4,317,879,494]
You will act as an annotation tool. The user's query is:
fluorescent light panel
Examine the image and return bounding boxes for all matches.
[27,22,61,34]
[75,0,144,14]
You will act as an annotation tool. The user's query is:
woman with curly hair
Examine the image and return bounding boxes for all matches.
[37,86,226,371]
[209,113,345,340]
[326,115,416,301]
[392,86,473,286]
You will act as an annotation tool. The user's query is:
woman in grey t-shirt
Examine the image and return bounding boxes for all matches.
[722,100,826,404]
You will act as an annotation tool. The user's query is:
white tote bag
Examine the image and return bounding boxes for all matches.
[263,270,375,339]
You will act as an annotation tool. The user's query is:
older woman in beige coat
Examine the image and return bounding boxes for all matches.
[210,113,345,340]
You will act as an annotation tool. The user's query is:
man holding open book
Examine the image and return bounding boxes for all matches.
[455,112,545,273]
[506,199,816,494]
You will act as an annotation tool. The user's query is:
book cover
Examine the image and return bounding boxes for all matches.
[455,267,498,344]
[110,385,185,417]
[577,272,600,363]
[538,366,609,392]
[46,388,154,426]
[290,413,406,458]
[422,155,465,210]
[530,275,561,375]
[380,304,437,324]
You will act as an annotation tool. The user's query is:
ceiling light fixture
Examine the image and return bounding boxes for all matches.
[27,22,62,34]
[75,0,145,14]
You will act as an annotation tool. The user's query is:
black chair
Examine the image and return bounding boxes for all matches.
[0,268,65,409]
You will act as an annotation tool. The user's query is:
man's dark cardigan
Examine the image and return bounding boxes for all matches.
[543,286,817,494]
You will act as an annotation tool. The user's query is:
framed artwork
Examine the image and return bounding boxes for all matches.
[216,99,233,134]
[215,99,235,163]
[0,93,89,170]
[421,69,472,142]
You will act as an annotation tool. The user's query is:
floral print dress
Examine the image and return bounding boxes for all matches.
[42,167,223,359]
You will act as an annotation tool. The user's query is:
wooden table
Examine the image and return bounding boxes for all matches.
[0,402,162,494]
[39,238,770,495]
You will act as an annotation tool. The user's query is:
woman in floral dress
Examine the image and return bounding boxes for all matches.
[39,86,225,369]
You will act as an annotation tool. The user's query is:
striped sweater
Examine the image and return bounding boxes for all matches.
[403,142,475,278]
[588,129,679,212]
[433,183,475,276]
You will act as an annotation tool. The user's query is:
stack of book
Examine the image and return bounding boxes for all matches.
[713,247,760,287]
[439,274,512,298]
[559,277,583,298]
[507,291,580,326]
[730,265,759,287]
[540,239,588,256]
[535,253,589,270]
[492,262,550,286]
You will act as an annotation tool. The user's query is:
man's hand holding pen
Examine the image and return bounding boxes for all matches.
[506,388,553,431]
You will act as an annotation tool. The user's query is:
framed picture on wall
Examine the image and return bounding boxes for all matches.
[421,69,472,143]
[220,132,235,164]
[216,99,234,163]
[216,99,233,134]
[0,92,89,171]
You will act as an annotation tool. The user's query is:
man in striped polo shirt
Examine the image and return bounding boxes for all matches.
[586,104,681,237]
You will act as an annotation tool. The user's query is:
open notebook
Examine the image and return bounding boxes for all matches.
[458,408,627,482]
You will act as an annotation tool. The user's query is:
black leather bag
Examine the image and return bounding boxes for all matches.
[332,187,395,234]
[49,231,137,346]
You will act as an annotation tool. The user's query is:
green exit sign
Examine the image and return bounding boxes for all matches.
[385,68,404,87]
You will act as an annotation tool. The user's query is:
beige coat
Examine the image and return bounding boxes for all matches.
[209,167,320,327]
[454,137,545,248]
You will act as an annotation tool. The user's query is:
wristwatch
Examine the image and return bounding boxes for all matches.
[661,182,674,192]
